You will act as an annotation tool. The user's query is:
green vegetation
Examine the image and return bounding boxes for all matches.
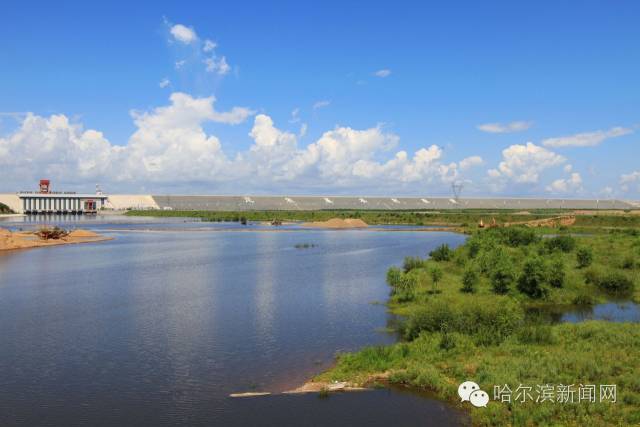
[125,208,567,227]
[0,202,13,214]
[318,219,640,426]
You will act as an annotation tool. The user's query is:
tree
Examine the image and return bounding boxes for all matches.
[491,261,515,294]
[461,267,478,293]
[429,265,444,294]
[576,247,593,268]
[518,257,548,298]
[429,244,453,261]
[548,259,565,288]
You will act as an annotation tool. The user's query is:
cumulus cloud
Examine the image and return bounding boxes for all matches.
[542,126,633,148]
[477,121,532,133]
[170,24,198,44]
[204,56,231,75]
[159,78,170,88]
[374,69,391,78]
[488,142,565,184]
[620,171,640,193]
[546,172,583,193]
[459,155,484,170]
[203,39,217,52]
[0,94,480,193]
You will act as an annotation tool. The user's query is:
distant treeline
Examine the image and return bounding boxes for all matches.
[125,209,561,226]
[125,208,640,228]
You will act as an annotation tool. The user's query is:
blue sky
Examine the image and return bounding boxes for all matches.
[0,1,638,197]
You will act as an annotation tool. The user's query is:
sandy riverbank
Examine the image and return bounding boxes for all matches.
[0,228,111,251]
[303,218,369,229]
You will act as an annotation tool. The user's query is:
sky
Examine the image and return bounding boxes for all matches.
[0,1,639,197]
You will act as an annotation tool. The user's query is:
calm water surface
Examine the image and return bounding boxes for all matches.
[0,216,468,426]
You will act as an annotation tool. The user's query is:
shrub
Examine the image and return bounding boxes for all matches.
[517,257,548,298]
[467,239,481,259]
[490,260,515,294]
[544,235,576,253]
[402,297,524,345]
[548,259,566,288]
[461,267,479,293]
[429,244,453,261]
[622,256,636,270]
[387,267,418,301]
[576,247,593,268]
[429,265,444,294]
[403,256,424,273]
[493,227,539,247]
[596,271,634,295]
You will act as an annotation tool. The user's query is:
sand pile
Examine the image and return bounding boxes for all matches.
[304,218,369,229]
[67,229,100,238]
[0,228,109,251]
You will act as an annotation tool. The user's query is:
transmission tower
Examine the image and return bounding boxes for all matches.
[451,182,464,203]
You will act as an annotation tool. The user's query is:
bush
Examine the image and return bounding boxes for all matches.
[429,265,444,294]
[402,297,524,345]
[429,244,453,261]
[622,256,636,270]
[490,260,515,294]
[403,256,424,273]
[544,235,576,253]
[548,259,566,288]
[576,247,593,268]
[492,227,539,247]
[467,239,481,259]
[387,267,417,301]
[461,267,479,293]
[585,268,635,295]
[517,257,548,298]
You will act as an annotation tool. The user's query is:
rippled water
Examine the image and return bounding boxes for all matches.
[0,216,468,426]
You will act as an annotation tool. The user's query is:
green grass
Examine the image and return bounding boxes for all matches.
[317,221,640,426]
[319,322,640,426]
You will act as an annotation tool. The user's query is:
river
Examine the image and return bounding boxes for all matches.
[0,216,468,426]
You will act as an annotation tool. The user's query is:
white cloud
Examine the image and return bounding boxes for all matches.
[477,121,533,134]
[159,78,170,88]
[289,108,300,123]
[620,171,640,193]
[299,123,308,137]
[564,164,573,173]
[0,94,484,193]
[459,155,484,170]
[170,24,198,44]
[203,39,217,52]
[313,100,330,110]
[175,60,186,69]
[546,172,583,193]
[204,56,230,75]
[488,142,565,184]
[374,69,391,78]
[542,126,633,148]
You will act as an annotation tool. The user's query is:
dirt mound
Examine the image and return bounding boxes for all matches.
[67,229,100,238]
[304,218,369,229]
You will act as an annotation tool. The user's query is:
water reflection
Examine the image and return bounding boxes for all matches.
[526,301,640,324]
[0,217,468,426]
